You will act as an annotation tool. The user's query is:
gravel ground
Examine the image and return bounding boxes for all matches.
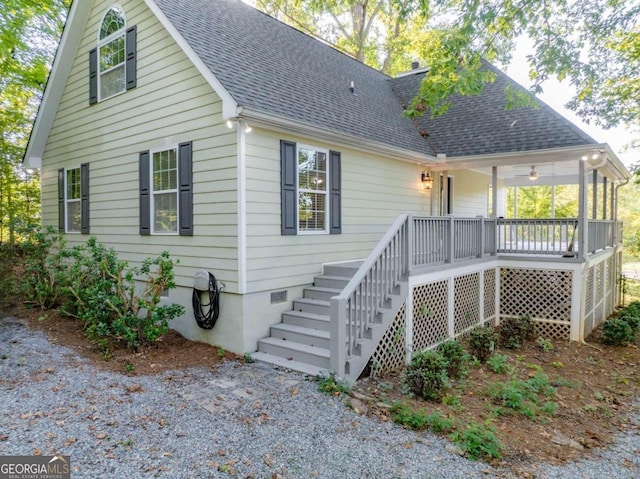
[1,316,639,479]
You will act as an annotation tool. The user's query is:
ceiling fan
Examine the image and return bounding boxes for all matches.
[515,165,539,181]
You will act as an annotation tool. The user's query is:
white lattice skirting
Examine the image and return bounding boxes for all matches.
[369,251,621,377]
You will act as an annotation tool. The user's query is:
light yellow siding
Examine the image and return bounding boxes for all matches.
[244,128,433,293]
[41,0,239,294]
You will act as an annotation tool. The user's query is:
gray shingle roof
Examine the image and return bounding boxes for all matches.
[390,62,598,157]
[154,0,435,156]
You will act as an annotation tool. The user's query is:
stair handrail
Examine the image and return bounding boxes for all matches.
[330,213,410,378]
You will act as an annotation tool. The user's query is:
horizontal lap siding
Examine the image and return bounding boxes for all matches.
[41,0,238,291]
[449,170,494,217]
[244,128,430,293]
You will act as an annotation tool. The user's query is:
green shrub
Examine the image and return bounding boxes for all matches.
[390,402,453,433]
[499,316,536,349]
[317,372,351,395]
[467,326,498,362]
[451,421,502,460]
[486,353,511,374]
[602,318,635,346]
[21,227,71,309]
[536,337,555,352]
[438,340,467,379]
[486,372,557,419]
[403,350,450,401]
[617,312,640,337]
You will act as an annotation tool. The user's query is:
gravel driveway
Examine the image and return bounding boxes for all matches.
[1,316,639,478]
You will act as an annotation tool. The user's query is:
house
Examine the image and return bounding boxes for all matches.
[25,0,630,380]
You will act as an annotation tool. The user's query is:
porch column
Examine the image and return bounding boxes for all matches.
[492,166,498,218]
[578,160,587,260]
[592,170,598,219]
[551,184,556,218]
[610,180,615,220]
[442,171,449,215]
[603,177,608,220]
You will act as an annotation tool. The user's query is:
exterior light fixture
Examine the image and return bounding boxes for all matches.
[421,171,433,190]
[226,120,234,129]
[528,165,538,181]
[244,123,252,133]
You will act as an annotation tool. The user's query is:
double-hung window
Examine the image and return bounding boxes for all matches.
[297,146,328,233]
[89,6,136,104]
[151,147,179,234]
[65,168,82,232]
[98,7,126,100]
[280,140,341,236]
[139,142,193,236]
[58,164,90,234]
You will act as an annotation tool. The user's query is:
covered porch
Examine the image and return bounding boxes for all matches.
[330,145,631,380]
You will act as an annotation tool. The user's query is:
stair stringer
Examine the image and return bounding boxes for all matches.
[344,279,409,381]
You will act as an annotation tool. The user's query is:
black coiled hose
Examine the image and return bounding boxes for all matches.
[192,272,220,329]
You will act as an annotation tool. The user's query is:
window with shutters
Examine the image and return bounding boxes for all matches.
[297,145,329,233]
[151,147,179,234]
[98,6,127,100]
[65,167,82,232]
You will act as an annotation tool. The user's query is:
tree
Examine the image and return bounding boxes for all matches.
[254,0,640,128]
[0,0,69,243]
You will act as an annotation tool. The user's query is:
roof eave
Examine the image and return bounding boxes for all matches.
[238,107,437,165]
[24,0,93,168]
[434,144,630,181]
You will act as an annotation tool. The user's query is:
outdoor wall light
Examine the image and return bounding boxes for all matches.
[528,165,538,181]
[421,171,433,190]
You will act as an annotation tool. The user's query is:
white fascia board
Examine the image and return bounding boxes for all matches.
[144,0,238,119]
[24,1,93,168]
[239,107,437,165]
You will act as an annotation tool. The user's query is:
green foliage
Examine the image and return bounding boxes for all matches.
[21,227,70,309]
[403,350,450,401]
[536,337,555,352]
[317,373,351,395]
[486,372,557,419]
[486,354,511,374]
[467,326,498,362]
[389,402,453,433]
[602,318,635,346]
[438,340,467,379]
[498,316,536,349]
[450,421,502,460]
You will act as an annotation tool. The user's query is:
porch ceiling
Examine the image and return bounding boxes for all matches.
[429,144,631,186]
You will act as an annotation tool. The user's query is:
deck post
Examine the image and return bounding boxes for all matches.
[330,297,346,378]
[447,277,455,338]
[571,265,585,341]
[603,177,608,220]
[405,286,413,365]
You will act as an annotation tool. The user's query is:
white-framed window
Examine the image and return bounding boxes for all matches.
[98,5,126,100]
[65,167,82,233]
[151,146,179,234]
[297,145,329,233]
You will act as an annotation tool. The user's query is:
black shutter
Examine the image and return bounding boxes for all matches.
[125,25,137,90]
[280,140,297,235]
[80,163,90,234]
[58,169,65,232]
[329,150,342,234]
[178,141,193,236]
[89,48,98,104]
[139,151,150,235]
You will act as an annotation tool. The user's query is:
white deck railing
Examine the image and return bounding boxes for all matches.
[496,218,579,255]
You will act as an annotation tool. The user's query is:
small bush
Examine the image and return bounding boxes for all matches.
[390,402,453,433]
[536,337,554,352]
[451,421,502,460]
[438,340,467,379]
[486,353,511,374]
[602,318,634,346]
[317,372,351,395]
[403,350,450,401]
[467,327,498,362]
[486,372,557,419]
[499,316,536,349]
[617,312,640,337]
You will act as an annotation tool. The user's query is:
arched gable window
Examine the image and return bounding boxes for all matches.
[89,5,137,104]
